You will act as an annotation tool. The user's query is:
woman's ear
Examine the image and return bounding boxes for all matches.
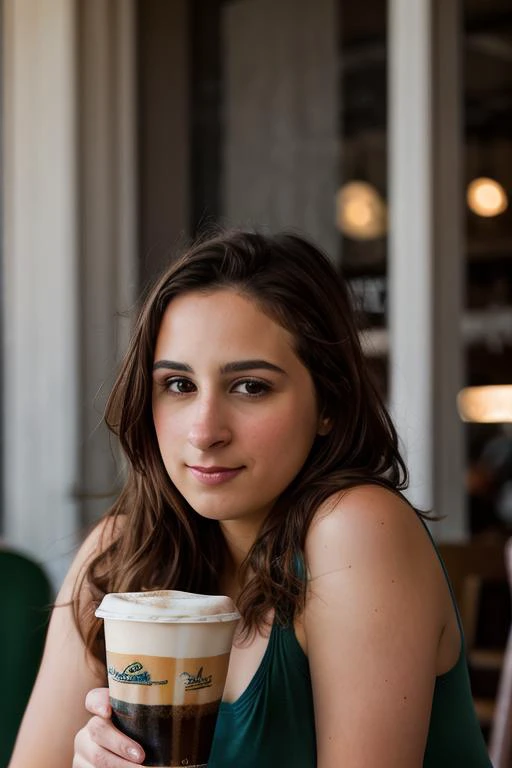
[317,415,332,436]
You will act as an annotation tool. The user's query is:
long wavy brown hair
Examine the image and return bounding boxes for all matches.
[75,228,412,663]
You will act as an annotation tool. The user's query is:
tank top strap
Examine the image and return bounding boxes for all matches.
[417,515,466,651]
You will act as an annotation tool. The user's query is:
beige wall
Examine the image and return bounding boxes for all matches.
[2,0,79,586]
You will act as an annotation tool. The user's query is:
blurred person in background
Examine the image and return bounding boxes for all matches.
[467,422,512,540]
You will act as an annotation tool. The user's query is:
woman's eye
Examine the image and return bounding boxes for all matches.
[232,379,271,397]
[166,377,196,394]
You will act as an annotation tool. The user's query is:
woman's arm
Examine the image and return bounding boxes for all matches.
[8,518,142,768]
[304,486,447,768]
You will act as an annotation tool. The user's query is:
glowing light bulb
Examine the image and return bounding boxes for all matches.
[336,181,387,240]
[467,177,508,218]
[457,385,512,423]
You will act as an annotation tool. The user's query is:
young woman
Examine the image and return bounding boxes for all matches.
[10,230,491,767]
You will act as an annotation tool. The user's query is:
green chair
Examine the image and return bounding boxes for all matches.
[0,548,53,767]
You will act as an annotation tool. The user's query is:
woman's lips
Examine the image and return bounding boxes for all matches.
[187,466,244,486]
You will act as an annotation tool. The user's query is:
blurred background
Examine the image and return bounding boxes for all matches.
[1,0,512,755]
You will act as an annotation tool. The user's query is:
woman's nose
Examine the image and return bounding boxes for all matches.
[187,398,232,451]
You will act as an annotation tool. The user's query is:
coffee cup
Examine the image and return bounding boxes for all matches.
[95,590,240,767]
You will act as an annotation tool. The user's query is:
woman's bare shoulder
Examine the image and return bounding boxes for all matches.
[304,484,432,581]
[302,486,444,766]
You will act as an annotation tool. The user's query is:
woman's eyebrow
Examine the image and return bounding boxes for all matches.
[152,359,286,375]
[220,360,286,375]
[153,360,192,372]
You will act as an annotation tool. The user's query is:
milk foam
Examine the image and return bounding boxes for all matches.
[97,591,239,659]
[96,590,239,623]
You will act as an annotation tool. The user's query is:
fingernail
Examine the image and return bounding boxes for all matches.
[127,746,142,761]
[99,706,110,717]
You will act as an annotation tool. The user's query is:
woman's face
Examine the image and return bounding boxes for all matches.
[152,289,324,529]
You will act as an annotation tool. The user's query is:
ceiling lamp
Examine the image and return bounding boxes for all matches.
[336,181,387,240]
[467,177,508,218]
[457,385,512,423]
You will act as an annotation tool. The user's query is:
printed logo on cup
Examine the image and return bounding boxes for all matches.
[179,666,212,692]
[107,651,230,706]
[108,661,168,687]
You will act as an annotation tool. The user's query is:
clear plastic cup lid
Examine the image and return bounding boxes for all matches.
[95,589,240,623]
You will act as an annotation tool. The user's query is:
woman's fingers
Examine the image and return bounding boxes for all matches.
[73,720,144,766]
[73,689,145,767]
[87,715,145,763]
[85,687,112,718]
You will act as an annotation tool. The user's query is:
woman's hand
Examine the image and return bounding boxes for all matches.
[73,688,145,767]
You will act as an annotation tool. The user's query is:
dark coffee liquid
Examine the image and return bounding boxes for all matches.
[111,698,220,767]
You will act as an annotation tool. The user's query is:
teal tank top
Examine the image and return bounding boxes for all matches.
[208,530,492,767]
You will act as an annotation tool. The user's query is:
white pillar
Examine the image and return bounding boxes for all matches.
[388,0,466,539]
[2,0,79,587]
[77,0,137,527]
[389,0,433,511]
